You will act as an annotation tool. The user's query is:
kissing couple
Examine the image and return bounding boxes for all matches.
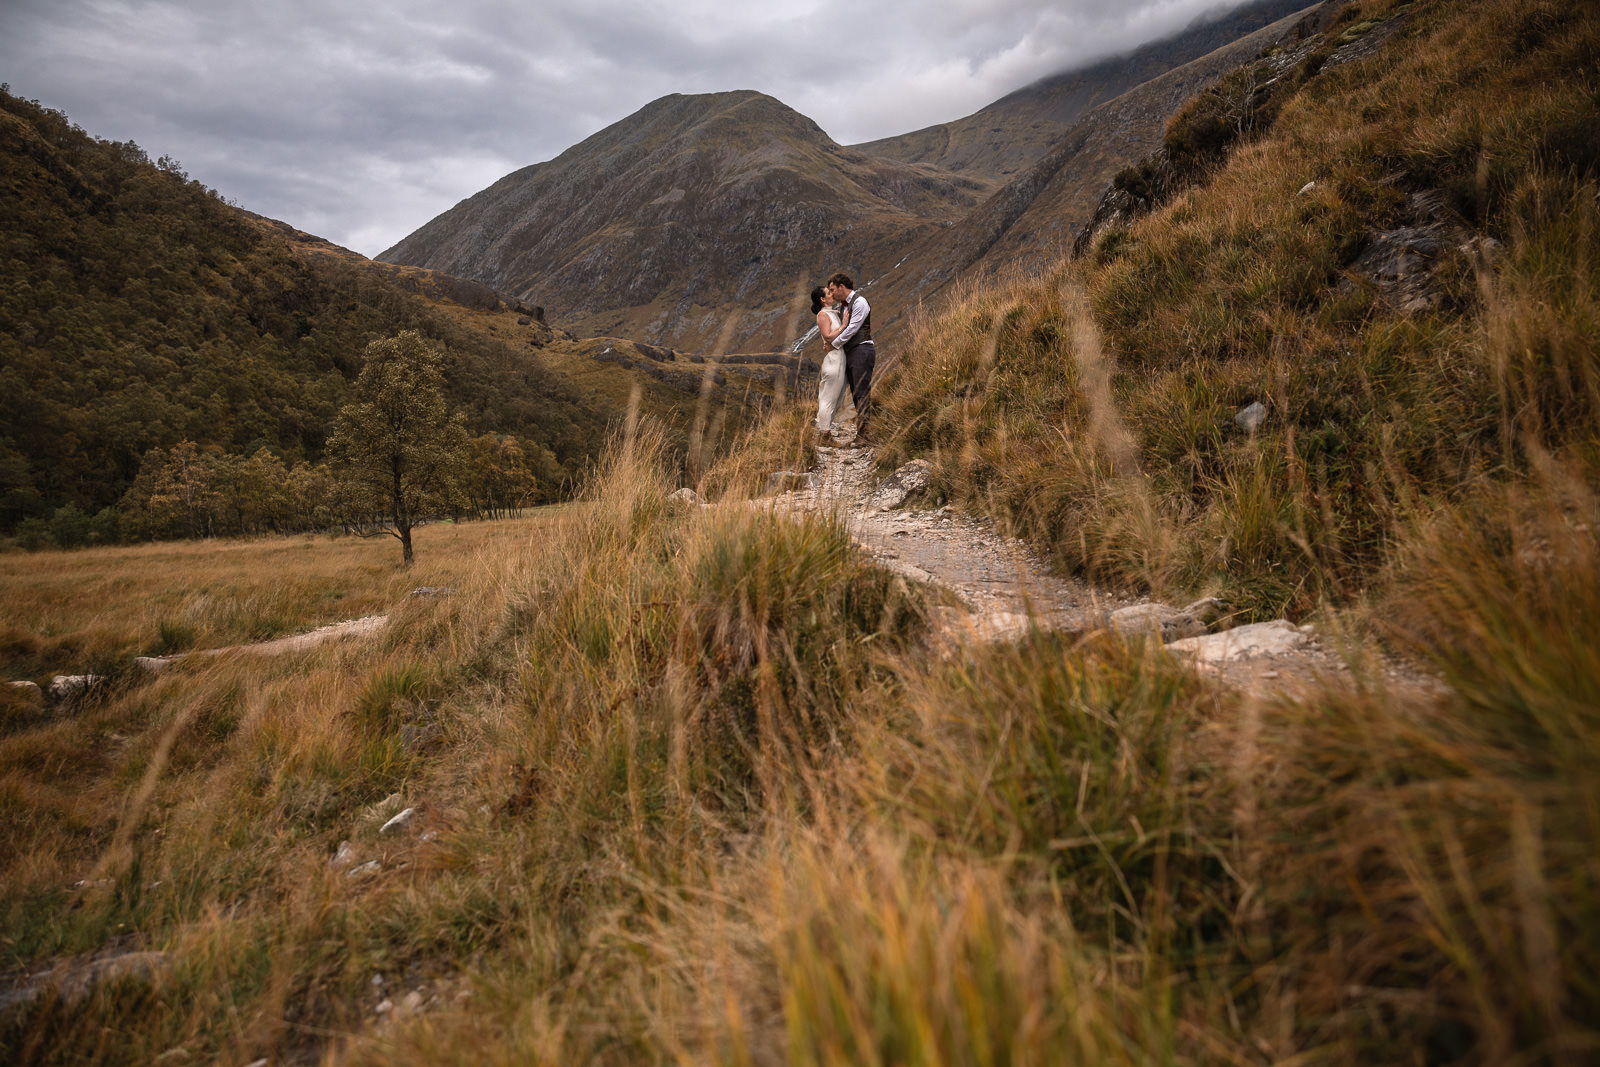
[810,272,875,444]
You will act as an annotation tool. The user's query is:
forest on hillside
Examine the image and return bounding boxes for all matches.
[0,87,612,543]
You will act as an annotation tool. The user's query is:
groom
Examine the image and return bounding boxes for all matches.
[825,272,875,443]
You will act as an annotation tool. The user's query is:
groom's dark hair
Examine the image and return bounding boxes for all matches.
[810,286,826,315]
[827,272,853,290]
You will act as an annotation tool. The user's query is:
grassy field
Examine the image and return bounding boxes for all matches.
[0,514,574,683]
[2,0,1596,1062]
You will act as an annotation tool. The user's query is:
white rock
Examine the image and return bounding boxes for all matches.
[1298,180,1319,196]
[1166,620,1308,662]
[870,459,935,510]
[329,841,356,869]
[47,674,104,711]
[1234,401,1268,433]
[380,807,419,835]
[668,487,702,507]
[348,860,381,879]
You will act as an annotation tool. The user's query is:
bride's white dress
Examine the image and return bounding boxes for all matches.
[817,307,848,433]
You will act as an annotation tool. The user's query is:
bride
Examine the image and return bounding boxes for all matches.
[811,285,849,437]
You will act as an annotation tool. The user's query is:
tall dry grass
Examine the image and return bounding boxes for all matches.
[876,0,1600,617]
[2,405,1596,1063]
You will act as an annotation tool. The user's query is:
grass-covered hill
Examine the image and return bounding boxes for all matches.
[878,0,1599,615]
[0,87,618,532]
[0,0,1595,1063]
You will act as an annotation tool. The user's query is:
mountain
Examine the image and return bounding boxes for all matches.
[381,3,1323,356]
[853,0,1317,185]
[380,91,986,354]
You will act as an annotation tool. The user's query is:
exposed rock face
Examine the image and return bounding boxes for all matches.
[1344,191,1474,314]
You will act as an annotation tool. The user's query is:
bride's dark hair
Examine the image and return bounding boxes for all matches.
[810,286,826,315]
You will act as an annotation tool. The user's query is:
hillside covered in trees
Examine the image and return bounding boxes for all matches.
[0,87,611,540]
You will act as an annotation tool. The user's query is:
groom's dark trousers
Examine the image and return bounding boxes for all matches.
[844,340,875,435]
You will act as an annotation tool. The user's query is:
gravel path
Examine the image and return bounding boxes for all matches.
[768,434,1125,645]
[763,433,1443,698]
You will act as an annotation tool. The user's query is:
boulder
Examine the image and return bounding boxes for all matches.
[870,459,935,510]
[0,951,173,1013]
[1165,619,1308,662]
[667,487,702,507]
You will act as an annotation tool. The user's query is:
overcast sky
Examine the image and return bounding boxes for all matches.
[3,0,1259,257]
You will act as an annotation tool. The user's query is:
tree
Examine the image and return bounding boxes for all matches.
[327,331,468,566]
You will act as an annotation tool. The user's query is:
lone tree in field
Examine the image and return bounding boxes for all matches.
[329,331,469,566]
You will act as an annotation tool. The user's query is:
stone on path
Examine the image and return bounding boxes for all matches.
[1165,619,1308,662]
[870,459,935,510]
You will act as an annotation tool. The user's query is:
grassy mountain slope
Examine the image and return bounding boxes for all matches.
[877,0,1599,614]
[861,4,1325,330]
[0,90,774,532]
[379,90,986,354]
[855,0,1317,184]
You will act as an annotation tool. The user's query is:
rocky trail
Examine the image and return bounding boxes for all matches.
[759,428,1420,696]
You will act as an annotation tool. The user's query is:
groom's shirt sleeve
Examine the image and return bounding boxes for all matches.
[832,292,871,348]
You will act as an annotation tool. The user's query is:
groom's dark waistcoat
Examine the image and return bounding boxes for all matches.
[843,293,872,354]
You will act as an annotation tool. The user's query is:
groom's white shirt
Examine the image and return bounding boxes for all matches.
[831,290,871,350]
